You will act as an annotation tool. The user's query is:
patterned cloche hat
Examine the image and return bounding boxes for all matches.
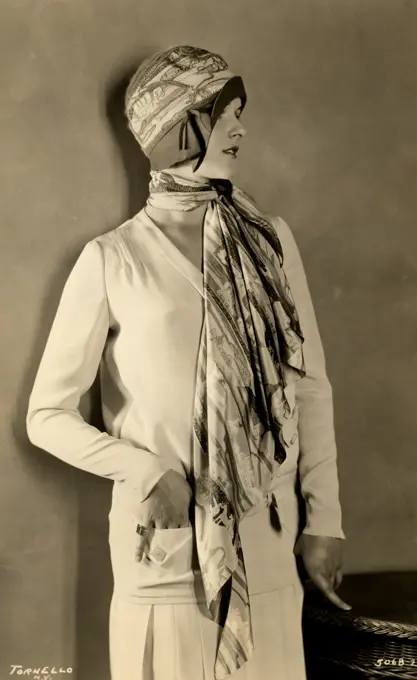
[125,45,246,169]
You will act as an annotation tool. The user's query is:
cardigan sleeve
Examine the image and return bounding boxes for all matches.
[26,239,169,501]
[274,217,345,539]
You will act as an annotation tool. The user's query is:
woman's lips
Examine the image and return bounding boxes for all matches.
[223,146,239,158]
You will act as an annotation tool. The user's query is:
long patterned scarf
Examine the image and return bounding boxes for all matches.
[147,170,305,679]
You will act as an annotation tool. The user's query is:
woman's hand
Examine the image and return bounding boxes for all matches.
[295,534,352,611]
[129,470,193,561]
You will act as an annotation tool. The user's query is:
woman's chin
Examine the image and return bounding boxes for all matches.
[196,157,239,181]
[218,157,238,179]
[211,165,238,181]
[222,167,237,180]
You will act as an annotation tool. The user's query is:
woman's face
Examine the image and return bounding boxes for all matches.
[169,98,247,182]
[195,97,246,180]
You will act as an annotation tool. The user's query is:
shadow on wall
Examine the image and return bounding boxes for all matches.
[75,63,152,680]
[105,62,151,219]
[12,60,152,680]
[11,246,88,673]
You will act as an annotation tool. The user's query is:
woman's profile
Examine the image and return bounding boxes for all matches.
[26,45,349,680]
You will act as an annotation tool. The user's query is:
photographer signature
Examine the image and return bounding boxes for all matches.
[9,666,73,679]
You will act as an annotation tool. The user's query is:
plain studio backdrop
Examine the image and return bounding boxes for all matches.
[1,1,416,678]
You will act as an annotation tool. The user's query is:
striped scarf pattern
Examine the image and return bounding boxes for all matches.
[147,170,305,678]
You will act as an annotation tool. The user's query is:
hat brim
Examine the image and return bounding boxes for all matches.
[211,76,247,128]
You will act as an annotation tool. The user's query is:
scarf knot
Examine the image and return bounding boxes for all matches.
[211,178,233,202]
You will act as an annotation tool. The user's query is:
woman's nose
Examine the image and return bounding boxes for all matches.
[229,120,247,139]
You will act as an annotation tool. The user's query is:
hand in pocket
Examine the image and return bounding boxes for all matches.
[126,470,193,561]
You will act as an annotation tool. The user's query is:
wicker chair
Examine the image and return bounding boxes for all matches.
[302,572,417,679]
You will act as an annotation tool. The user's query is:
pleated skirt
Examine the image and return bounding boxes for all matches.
[108,476,306,680]
[110,578,305,680]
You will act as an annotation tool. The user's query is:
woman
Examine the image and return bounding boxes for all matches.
[27,45,349,680]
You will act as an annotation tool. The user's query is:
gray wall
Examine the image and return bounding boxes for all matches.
[1,1,416,678]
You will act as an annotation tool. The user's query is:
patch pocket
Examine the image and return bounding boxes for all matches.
[146,526,194,578]
[240,506,299,594]
[109,517,195,593]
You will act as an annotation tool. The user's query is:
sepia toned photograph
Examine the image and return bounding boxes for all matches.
[1,1,416,679]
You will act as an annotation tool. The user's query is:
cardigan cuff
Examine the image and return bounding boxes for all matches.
[302,504,346,539]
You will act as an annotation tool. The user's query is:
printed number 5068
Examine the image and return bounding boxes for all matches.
[376,658,416,667]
